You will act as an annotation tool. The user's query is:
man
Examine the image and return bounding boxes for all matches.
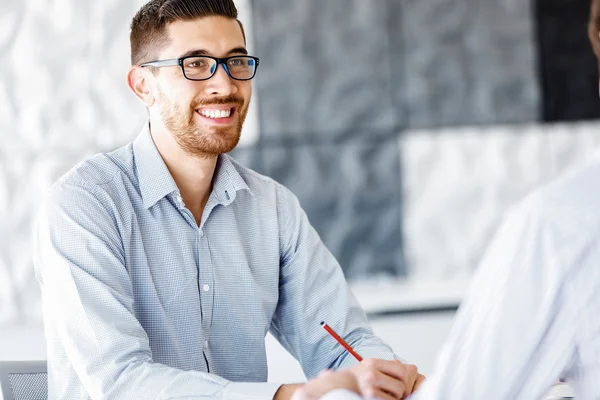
[33,1,424,399]
[291,1,600,399]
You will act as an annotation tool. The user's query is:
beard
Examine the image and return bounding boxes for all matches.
[158,90,248,158]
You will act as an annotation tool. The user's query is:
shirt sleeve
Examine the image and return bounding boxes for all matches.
[33,182,281,400]
[409,197,580,400]
[269,185,397,380]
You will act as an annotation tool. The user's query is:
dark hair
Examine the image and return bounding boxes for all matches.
[130,0,246,66]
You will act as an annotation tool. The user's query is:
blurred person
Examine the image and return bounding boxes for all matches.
[32,0,424,399]
[289,1,600,399]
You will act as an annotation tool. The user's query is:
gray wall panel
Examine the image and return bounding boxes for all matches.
[253,0,401,140]
[400,0,540,128]
[250,139,406,279]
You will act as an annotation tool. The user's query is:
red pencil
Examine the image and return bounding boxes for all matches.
[321,321,363,362]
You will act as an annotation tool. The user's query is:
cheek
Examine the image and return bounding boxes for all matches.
[238,84,252,108]
[239,83,252,104]
[158,79,197,109]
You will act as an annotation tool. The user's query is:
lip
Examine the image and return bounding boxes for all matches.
[195,105,237,125]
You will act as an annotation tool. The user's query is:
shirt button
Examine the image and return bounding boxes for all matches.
[204,341,209,348]
[203,284,210,292]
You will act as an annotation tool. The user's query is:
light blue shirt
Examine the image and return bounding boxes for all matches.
[33,125,395,400]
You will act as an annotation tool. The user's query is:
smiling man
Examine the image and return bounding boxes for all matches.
[33,1,423,399]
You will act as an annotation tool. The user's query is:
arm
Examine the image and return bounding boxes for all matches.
[269,184,397,378]
[268,185,424,399]
[292,371,360,400]
[34,182,281,400]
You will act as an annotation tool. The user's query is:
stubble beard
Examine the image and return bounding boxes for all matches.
[158,91,248,159]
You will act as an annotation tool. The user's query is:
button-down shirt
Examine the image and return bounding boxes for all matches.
[33,125,396,400]
[319,154,600,400]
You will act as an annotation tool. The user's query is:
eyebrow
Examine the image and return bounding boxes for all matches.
[180,47,248,58]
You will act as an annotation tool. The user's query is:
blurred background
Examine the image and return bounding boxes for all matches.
[1,0,600,386]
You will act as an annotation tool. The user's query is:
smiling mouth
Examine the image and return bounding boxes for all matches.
[197,107,235,120]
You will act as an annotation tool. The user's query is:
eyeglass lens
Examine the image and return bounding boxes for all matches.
[182,56,256,80]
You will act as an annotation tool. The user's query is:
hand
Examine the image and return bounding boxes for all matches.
[349,358,425,400]
[291,370,359,400]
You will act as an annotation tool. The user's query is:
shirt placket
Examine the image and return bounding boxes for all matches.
[175,191,216,371]
[198,226,215,370]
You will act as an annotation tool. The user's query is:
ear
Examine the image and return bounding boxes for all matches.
[127,66,156,107]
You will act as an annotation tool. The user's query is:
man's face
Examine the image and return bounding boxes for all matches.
[151,16,252,157]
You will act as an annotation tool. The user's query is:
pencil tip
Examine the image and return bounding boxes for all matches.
[320,321,325,326]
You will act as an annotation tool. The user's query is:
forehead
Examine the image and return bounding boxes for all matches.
[162,16,246,58]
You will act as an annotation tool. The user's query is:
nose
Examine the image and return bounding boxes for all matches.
[204,62,237,97]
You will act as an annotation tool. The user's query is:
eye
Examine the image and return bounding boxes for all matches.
[228,58,244,67]
[186,59,207,69]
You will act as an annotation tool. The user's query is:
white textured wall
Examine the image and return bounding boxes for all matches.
[401,121,600,281]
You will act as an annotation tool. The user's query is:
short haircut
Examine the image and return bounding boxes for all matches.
[130,0,246,66]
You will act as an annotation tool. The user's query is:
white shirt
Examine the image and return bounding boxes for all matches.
[416,154,600,399]
[323,154,600,399]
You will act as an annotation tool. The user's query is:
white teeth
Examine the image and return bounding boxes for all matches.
[200,108,231,119]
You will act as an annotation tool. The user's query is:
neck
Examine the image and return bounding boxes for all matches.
[150,122,217,221]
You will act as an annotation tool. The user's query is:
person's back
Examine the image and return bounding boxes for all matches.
[408,153,600,399]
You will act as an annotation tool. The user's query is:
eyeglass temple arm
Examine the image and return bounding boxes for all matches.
[140,59,180,68]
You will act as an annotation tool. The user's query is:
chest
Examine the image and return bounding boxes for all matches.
[121,199,282,328]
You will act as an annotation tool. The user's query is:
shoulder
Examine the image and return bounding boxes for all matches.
[225,154,299,203]
[54,144,134,189]
[43,143,135,214]
[512,152,600,238]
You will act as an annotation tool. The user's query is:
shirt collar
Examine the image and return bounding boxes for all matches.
[133,123,253,209]
[133,124,179,209]
[211,153,254,206]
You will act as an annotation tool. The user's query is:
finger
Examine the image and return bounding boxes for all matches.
[362,358,406,382]
[413,374,427,392]
[359,369,406,400]
[402,364,419,398]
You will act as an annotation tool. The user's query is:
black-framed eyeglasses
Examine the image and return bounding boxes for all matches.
[140,55,259,81]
